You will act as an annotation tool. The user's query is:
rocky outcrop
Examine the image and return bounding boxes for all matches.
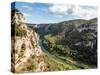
[11,9,47,73]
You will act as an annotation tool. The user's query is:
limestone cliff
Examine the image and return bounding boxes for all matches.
[11,9,48,73]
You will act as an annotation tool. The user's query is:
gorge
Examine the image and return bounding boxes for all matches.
[11,9,97,73]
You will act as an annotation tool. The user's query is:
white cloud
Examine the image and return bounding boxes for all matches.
[49,4,68,14]
[49,4,97,19]
[72,6,97,19]
[22,5,33,10]
[22,12,31,17]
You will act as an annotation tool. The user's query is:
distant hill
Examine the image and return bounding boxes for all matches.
[37,18,97,36]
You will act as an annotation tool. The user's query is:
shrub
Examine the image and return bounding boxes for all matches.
[15,26,27,37]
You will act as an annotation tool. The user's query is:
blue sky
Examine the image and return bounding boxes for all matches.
[12,2,97,24]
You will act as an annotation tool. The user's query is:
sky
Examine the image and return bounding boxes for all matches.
[11,2,98,24]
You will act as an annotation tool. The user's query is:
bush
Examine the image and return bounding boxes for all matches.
[18,49,24,58]
[15,26,27,37]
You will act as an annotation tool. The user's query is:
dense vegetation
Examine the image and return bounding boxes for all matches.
[37,18,97,68]
[24,54,80,72]
[15,25,27,37]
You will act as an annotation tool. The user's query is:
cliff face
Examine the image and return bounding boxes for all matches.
[11,9,47,73]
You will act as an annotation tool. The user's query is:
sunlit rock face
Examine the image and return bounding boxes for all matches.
[11,9,44,73]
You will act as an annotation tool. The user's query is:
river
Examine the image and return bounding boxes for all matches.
[38,37,90,69]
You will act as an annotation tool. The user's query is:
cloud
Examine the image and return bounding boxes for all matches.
[22,12,31,17]
[22,5,33,10]
[72,6,98,19]
[49,4,68,14]
[49,4,97,19]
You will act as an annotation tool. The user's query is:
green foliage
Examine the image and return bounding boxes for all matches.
[18,49,24,58]
[15,25,27,37]
[36,55,80,71]
[40,18,97,67]
[43,34,71,57]
[26,55,36,71]
[25,54,80,72]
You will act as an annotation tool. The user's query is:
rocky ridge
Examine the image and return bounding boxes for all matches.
[11,9,48,73]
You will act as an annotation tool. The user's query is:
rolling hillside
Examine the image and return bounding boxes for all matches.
[37,18,97,68]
